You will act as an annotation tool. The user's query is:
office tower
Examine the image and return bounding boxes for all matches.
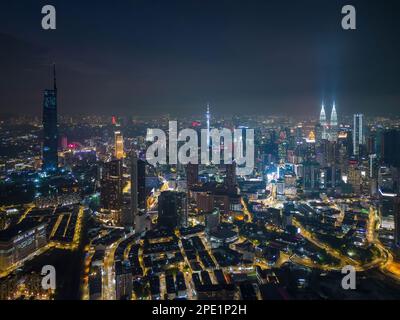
[131,152,146,231]
[322,166,341,189]
[205,208,220,234]
[101,159,123,212]
[330,102,338,127]
[302,161,320,194]
[320,140,338,167]
[276,178,285,199]
[295,126,303,144]
[366,134,376,155]
[157,191,187,230]
[225,162,237,191]
[319,103,328,140]
[186,163,199,190]
[42,64,58,171]
[114,131,124,159]
[314,123,323,146]
[375,129,384,158]
[369,154,377,178]
[353,114,364,156]
[329,102,338,142]
[395,197,400,250]
[348,164,362,195]
[319,103,327,126]
[278,139,288,163]
[378,166,396,193]
[121,194,133,227]
[382,130,400,168]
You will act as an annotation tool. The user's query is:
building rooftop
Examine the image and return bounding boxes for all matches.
[0,218,46,242]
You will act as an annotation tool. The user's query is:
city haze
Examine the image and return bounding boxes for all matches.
[0,0,399,117]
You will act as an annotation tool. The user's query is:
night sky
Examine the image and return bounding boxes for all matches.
[0,0,399,117]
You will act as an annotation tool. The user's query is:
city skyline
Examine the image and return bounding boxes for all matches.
[1,0,400,304]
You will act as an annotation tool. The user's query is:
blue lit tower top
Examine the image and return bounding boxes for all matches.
[319,103,327,126]
[330,102,338,127]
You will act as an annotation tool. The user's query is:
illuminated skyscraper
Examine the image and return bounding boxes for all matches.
[115,131,124,159]
[42,64,58,171]
[131,152,147,232]
[131,152,146,214]
[353,114,364,156]
[319,103,327,125]
[369,154,377,178]
[329,102,338,142]
[319,103,328,140]
[348,164,362,195]
[315,123,323,145]
[101,159,123,212]
[206,103,211,148]
[330,102,338,127]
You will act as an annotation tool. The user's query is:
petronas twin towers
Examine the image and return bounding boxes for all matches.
[319,102,338,141]
[320,102,337,127]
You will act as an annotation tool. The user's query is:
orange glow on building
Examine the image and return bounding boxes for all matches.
[114,131,124,159]
[306,130,316,143]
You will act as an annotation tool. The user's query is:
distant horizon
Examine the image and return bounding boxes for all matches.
[1,1,400,117]
[0,108,399,120]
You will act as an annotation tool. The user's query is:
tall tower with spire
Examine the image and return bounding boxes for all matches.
[319,103,328,140]
[319,103,327,126]
[206,103,211,148]
[329,102,338,142]
[42,64,59,172]
[330,102,338,127]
